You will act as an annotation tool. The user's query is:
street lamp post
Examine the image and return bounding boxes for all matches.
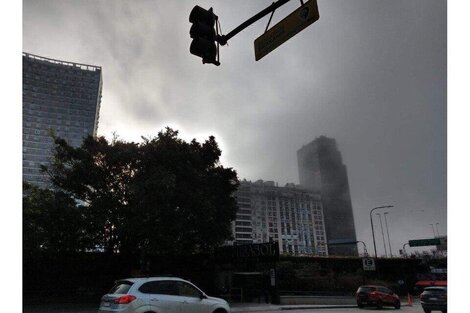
[384,212,393,257]
[402,243,410,257]
[356,240,368,256]
[430,224,436,237]
[376,213,388,257]
[370,205,394,258]
[435,223,440,237]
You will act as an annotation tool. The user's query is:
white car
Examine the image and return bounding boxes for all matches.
[98,276,230,313]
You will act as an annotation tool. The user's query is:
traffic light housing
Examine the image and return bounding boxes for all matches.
[189,6,220,66]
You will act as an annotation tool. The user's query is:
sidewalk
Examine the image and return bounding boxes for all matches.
[23,303,98,313]
[230,298,412,312]
[230,303,357,312]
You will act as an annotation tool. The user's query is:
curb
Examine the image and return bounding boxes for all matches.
[232,302,409,312]
[232,304,358,312]
[281,305,358,310]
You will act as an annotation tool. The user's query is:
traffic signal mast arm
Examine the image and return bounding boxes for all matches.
[216,0,291,46]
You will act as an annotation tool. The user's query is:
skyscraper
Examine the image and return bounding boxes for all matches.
[22,53,102,187]
[297,136,358,256]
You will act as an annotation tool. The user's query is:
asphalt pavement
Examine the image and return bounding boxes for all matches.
[23,300,422,313]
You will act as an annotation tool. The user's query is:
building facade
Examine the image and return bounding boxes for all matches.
[23,53,102,187]
[297,136,358,256]
[232,180,328,256]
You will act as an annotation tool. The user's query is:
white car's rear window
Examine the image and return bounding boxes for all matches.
[109,281,133,294]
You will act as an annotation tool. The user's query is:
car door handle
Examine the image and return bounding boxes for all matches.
[150,298,159,301]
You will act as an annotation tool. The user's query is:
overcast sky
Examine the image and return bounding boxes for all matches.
[23,0,446,256]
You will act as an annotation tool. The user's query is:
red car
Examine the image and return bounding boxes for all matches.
[356,285,401,309]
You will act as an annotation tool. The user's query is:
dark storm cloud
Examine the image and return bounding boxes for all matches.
[23,0,446,255]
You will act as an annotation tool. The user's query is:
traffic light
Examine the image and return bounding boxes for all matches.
[189,5,220,66]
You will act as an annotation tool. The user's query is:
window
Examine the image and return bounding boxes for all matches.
[139,280,179,295]
[379,287,392,294]
[178,282,201,298]
[108,281,133,294]
[235,227,252,233]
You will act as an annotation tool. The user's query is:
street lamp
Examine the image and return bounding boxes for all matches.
[429,224,436,237]
[435,223,441,237]
[402,243,410,257]
[356,240,369,256]
[376,213,388,257]
[384,212,393,257]
[370,205,394,258]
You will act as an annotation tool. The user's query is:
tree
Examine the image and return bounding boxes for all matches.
[23,183,91,254]
[41,134,139,254]
[41,128,239,257]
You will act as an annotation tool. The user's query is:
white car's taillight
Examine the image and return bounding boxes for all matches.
[113,295,136,304]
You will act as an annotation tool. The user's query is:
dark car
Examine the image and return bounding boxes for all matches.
[420,286,447,313]
[356,285,401,309]
[414,280,447,296]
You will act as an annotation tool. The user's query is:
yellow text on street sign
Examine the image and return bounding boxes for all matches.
[254,0,319,61]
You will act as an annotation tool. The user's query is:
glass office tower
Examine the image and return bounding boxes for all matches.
[297,136,358,256]
[23,53,102,187]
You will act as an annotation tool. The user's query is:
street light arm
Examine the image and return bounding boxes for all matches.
[370,205,394,218]
[356,240,368,255]
[402,242,409,257]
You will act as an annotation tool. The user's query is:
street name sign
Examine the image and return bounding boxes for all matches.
[362,258,376,271]
[409,238,441,247]
[254,0,319,61]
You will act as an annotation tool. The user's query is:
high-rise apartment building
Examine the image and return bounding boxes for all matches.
[297,136,358,256]
[22,53,102,187]
[232,180,328,256]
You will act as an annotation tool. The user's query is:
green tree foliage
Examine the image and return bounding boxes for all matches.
[37,127,239,256]
[23,183,90,254]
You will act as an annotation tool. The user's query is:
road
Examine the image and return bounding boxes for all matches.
[265,307,424,313]
[24,304,426,313]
